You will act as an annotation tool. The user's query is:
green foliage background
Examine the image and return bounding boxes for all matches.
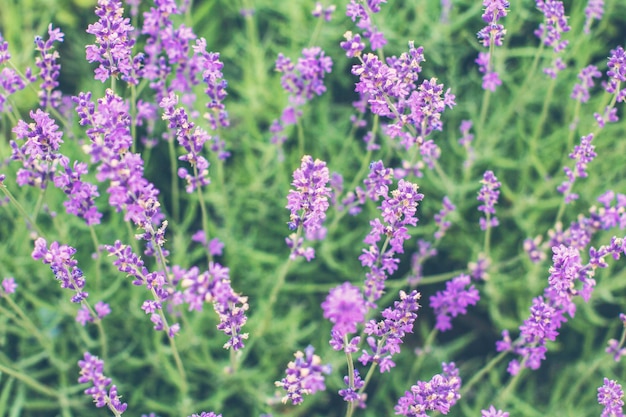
[1,0,626,416]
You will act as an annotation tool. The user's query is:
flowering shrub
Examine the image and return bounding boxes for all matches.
[1,0,626,416]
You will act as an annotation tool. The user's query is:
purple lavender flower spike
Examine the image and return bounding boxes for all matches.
[477,170,501,230]
[78,352,127,414]
[286,155,331,260]
[430,274,479,332]
[0,33,35,112]
[34,24,64,108]
[32,238,87,303]
[583,0,604,34]
[434,196,455,240]
[394,362,461,416]
[86,0,143,84]
[275,345,331,405]
[606,338,626,362]
[1,277,17,296]
[571,65,601,103]
[598,378,625,417]
[604,46,626,105]
[188,413,222,417]
[557,134,596,204]
[322,282,367,339]
[339,369,366,407]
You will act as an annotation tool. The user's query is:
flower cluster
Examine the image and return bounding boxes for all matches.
[597,45,626,127]
[477,170,501,230]
[583,0,604,34]
[481,405,510,417]
[180,262,249,350]
[10,109,63,189]
[434,196,456,240]
[557,134,596,204]
[32,237,87,303]
[312,2,336,21]
[78,352,127,414]
[571,65,602,103]
[345,0,388,51]
[395,362,461,417]
[359,290,421,372]
[360,170,424,304]
[286,155,331,260]
[86,0,142,84]
[339,369,366,407]
[34,24,64,108]
[535,0,570,78]
[598,378,624,417]
[430,274,480,332]
[271,48,333,146]
[53,158,102,225]
[476,0,509,91]
[275,345,331,405]
[160,92,211,192]
[105,240,178,336]
[0,277,17,296]
[0,33,36,112]
[322,282,367,343]
[74,89,166,244]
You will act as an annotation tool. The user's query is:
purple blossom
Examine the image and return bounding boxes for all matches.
[180,262,249,350]
[604,46,626,104]
[571,65,601,103]
[32,238,87,303]
[271,47,332,145]
[34,24,64,108]
[606,339,626,362]
[557,134,596,204]
[407,240,437,286]
[78,352,127,414]
[543,56,566,79]
[359,290,421,372]
[477,0,509,47]
[188,413,221,417]
[86,0,142,84]
[477,170,500,230]
[10,109,64,189]
[523,235,548,263]
[341,31,366,58]
[535,0,570,53]
[434,196,455,240]
[345,0,388,51]
[312,2,336,21]
[598,378,625,417]
[339,369,366,407]
[430,274,480,332]
[53,158,102,225]
[1,277,17,295]
[160,92,211,192]
[322,282,367,338]
[360,177,423,303]
[363,160,393,200]
[469,253,491,280]
[395,362,461,416]
[481,405,509,417]
[583,0,604,34]
[286,155,331,260]
[0,33,35,112]
[275,345,331,404]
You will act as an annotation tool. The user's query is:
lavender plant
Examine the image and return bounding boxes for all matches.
[1,0,626,416]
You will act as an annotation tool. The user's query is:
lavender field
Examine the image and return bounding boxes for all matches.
[1,0,626,416]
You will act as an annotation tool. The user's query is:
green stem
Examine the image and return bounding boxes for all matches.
[0,362,59,397]
[0,182,45,238]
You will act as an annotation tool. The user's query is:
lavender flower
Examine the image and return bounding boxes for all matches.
[322,282,367,340]
[345,0,387,51]
[32,238,87,303]
[10,109,63,189]
[571,65,601,103]
[598,378,625,417]
[339,369,366,407]
[477,170,501,230]
[481,405,509,417]
[604,45,626,104]
[557,134,596,204]
[271,48,333,145]
[523,235,548,263]
[395,362,461,416]
[188,413,221,417]
[360,176,423,304]
[434,196,455,240]
[340,31,366,58]
[430,274,479,331]
[606,339,626,362]
[78,352,127,414]
[407,240,437,286]
[1,277,17,296]
[53,158,102,225]
[86,0,142,84]
[476,0,509,91]
[275,345,331,405]
[312,2,336,21]
[0,33,35,112]
[583,0,604,34]
[359,290,421,372]
[285,155,331,260]
[180,262,249,350]
[535,0,570,53]
[34,24,64,108]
